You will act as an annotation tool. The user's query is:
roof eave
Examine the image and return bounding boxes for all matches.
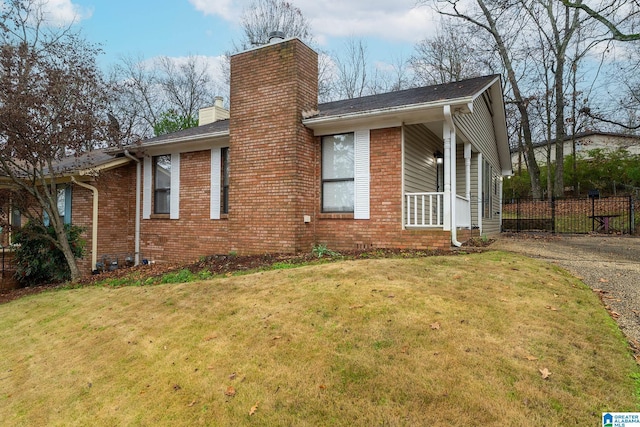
[303,97,476,135]
[76,157,133,176]
[488,79,513,175]
[115,130,230,155]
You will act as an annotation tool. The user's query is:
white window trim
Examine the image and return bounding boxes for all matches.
[210,148,221,220]
[354,129,370,220]
[170,153,180,219]
[143,157,152,219]
[143,153,180,219]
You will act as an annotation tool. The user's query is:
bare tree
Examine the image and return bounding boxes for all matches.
[559,0,640,41]
[235,0,313,51]
[0,0,112,281]
[581,40,640,131]
[428,0,545,198]
[223,0,318,100]
[523,0,586,197]
[332,38,370,99]
[111,54,222,139]
[411,20,493,85]
[426,0,613,198]
[370,53,414,93]
[109,55,162,141]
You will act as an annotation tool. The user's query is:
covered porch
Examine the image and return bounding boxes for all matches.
[402,117,477,243]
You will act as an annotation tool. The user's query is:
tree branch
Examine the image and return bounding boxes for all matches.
[559,0,640,41]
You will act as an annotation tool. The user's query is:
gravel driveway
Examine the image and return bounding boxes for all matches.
[492,234,640,354]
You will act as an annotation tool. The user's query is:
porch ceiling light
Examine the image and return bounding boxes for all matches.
[434,151,444,165]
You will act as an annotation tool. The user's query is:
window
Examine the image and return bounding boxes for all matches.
[322,133,354,212]
[11,207,21,229]
[44,185,72,226]
[154,155,171,214]
[143,153,179,219]
[221,147,229,214]
[482,160,492,219]
[57,188,67,224]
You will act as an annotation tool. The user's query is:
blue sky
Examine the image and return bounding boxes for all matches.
[43,0,439,78]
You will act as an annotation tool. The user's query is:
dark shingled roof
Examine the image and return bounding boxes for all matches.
[313,75,499,118]
[140,118,230,145]
[134,75,499,146]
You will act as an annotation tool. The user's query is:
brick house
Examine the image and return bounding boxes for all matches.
[2,37,511,276]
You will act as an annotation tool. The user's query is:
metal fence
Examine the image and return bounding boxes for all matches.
[502,196,636,234]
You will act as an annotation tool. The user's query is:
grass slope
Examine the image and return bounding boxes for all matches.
[0,251,638,426]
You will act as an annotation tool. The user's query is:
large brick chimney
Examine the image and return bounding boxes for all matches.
[228,38,318,254]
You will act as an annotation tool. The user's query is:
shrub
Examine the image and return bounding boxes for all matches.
[312,244,340,258]
[12,222,85,286]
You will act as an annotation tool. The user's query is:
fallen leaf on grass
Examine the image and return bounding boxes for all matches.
[319,384,326,389]
[225,386,236,397]
[249,402,259,416]
[272,336,282,340]
[539,368,551,379]
[430,322,440,330]
[545,306,558,311]
[525,355,538,361]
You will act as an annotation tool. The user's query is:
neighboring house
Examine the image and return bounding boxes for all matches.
[2,37,511,276]
[511,131,640,170]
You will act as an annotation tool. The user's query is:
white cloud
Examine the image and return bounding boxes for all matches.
[188,0,238,21]
[188,0,438,44]
[37,0,93,26]
[299,0,437,43]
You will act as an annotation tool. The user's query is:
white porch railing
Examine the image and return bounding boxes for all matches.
[405,192,444,227]
[456,195,471,228]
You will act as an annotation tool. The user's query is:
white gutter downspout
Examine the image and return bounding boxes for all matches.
[71,177,99,271]
[444,105,462,247]
[124,150,141,265]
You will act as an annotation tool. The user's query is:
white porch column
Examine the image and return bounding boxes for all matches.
[477,153,483,233]
[443,118,452,231]
[465,142,472,225]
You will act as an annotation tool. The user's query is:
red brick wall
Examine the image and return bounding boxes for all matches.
[228,39,318,254]
[68,40,456,276]
[314,128,451,251]
[72,163,137,274]
[140,150,230,264]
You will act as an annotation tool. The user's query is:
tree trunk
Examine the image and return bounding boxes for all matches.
[518,103,543,199]
[48,204,82,282]
[56,226,82,282]
[553,57,566,198]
